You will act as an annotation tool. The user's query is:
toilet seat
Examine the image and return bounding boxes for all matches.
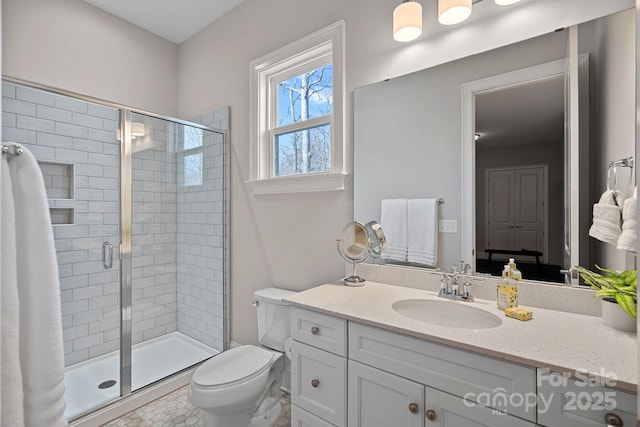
[192,345,276,389]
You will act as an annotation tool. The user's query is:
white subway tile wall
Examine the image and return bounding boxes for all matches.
[2,82,228,365]
[176,109,228,351]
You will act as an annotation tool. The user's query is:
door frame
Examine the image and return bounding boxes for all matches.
[483,164,549,264]
[461,54,589,271]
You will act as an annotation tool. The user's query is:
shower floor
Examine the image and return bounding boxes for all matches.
[64,332,218,420]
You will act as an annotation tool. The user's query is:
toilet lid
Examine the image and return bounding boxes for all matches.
[192,345,275,387]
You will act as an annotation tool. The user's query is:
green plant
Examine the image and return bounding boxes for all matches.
[576,265,637,319]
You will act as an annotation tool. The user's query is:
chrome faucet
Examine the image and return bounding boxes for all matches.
[458,260,472,274]
[438,273,474,301]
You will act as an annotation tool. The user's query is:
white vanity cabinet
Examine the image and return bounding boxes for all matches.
[290,307,348,427]
[290,306,637,427]
[349,357,535,427]
[348,322,537,427]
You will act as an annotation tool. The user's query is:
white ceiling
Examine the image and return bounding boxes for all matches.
[475,77,565,151]
[82,0,246,44]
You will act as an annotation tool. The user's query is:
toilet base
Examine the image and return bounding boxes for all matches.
[202,403,282,427]
[251,402,282,427]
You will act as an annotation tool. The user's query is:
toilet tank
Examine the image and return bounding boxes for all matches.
[254,287,297,352]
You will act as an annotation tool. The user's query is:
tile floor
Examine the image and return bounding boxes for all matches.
[103,385,291,427]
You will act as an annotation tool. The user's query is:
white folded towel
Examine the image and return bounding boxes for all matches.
[1,156,25,427]
[407,199,438,267]
[589,189,626,246]
[380,199,408,262]
[10,145,67,426]
[617,187,637,253]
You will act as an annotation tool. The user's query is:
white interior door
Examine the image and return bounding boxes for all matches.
[515,168,545,254]
[486,170,514,251]
[486,166,547,262]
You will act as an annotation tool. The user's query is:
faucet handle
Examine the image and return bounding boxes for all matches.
[462,281,473,300]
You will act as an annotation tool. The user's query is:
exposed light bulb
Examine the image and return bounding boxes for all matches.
[495,0,521,5]
[438,0,472,25]
[393,1,422,42]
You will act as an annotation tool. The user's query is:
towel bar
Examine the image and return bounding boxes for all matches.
[1,143,24,158]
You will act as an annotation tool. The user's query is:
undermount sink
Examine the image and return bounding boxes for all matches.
[391,299,502,329]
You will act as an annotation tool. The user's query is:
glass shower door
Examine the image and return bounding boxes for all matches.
[128,112,221,391]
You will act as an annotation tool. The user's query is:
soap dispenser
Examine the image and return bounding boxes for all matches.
[508,258,522,281]
[497,265,518,310]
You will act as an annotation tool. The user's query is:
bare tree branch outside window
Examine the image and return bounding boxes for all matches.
[275,64,333,176]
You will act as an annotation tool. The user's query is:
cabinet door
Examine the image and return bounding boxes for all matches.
[424,387,534,427]
[291,341,346,426]
[292,404,337,427]
[348,360,424,427]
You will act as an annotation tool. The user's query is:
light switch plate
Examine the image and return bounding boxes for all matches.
[439,220,458,233]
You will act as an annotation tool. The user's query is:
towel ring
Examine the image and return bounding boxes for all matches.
[607,163,617,191]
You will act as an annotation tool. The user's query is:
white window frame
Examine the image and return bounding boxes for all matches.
[248,21,346,195]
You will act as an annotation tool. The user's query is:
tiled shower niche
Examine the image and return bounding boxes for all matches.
[40,161,74,199]
[39,160,76,225]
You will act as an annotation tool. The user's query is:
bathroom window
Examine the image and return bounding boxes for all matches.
[248,21,346,194]
[183,126,204,186]
[184,126,203,150]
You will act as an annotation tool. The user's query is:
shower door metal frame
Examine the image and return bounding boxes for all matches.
[119,111,133,396]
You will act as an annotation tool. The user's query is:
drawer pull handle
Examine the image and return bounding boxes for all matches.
[425,409,437,422]
[605,412,623,426]
[408,403,419,414]
[311,379,320,388]
[311,326,320,335]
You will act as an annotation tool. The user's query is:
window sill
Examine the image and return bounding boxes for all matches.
[247,172,348,195]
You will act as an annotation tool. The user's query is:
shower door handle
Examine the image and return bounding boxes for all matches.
[103,241,114,270]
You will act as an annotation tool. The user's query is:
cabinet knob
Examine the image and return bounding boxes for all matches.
[311,379,320,388]
[311,326,320,335]
[408,403,419,414]
[604,412,623,426]
[425,409,437,422]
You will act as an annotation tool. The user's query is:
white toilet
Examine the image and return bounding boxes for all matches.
[189,287,296,427]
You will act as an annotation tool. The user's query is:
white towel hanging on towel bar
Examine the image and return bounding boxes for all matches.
[1,143,67,426]
[1,155,25,427]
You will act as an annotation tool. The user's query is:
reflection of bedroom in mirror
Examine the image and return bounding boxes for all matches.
[474,73,566,282]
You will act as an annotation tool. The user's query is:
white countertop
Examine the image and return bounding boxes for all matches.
[284,281,638,393]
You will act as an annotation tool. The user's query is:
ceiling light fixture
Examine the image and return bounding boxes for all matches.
[393,0,423,42]
[495,0,521,5]
[132,122,145,137]
[438,0,472,25]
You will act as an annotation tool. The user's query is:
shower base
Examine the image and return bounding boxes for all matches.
[64,331,218,420]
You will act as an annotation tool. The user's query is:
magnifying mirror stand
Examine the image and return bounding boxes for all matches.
[343,261,366,286]
[337,220,387,287]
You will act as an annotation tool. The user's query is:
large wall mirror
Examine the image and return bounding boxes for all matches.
[354,6,636,285]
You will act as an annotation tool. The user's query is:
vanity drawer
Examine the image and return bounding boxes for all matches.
[292,307,347,356]
[291,340,346,426]
[349,322,536,422]
[292,404,337,427]
[537,372,637,427]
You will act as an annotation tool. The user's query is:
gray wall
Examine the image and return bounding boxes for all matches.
[589,10,636,270]
[3,0,179,117]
